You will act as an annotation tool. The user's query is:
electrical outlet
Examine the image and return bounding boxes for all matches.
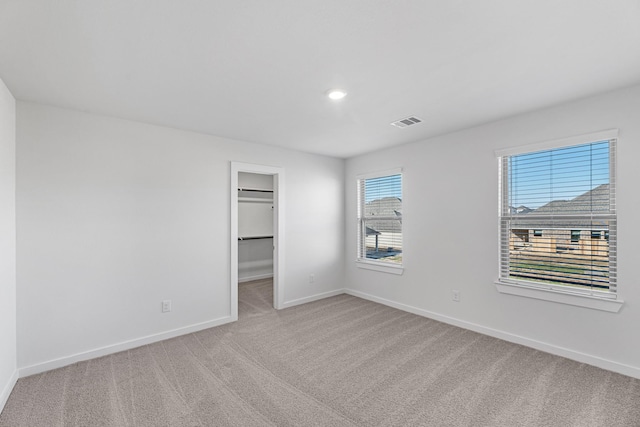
[309,274,315,283]
[162,300,172,313]
[452,290,460,302]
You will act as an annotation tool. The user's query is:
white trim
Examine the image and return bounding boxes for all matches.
[356,167,403,181]
[356,260,404,275]
[231,162,285,314]
[18,316,234,377]
[238,273,274,283]
[280,289,346,309]
[0,369,18,413]
[494,129,618,158]
[494,281,623,312]
[345,289,640,380]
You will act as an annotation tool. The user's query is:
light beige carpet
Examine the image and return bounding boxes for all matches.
[1,279,639,426]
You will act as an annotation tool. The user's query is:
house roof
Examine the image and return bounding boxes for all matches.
[530,184,610,215]
[510,184,611,230]
[365,197,402,216]
[365,227,381,236]
[365,197,402,233]
[510,205,533,214]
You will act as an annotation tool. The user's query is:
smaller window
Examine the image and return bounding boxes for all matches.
[357,169,403,271]
[605,230,610,241]
[533,230,543,237]
[591,231,602,239]
[571,230,581,243]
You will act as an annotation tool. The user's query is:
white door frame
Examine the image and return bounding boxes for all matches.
[230,162,285,319]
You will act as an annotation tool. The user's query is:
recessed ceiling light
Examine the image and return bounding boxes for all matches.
[327,90,347,100]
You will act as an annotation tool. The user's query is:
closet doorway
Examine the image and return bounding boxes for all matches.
[230,162,284,320]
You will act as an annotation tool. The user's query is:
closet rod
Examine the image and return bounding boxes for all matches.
[238,187,273,193]
[238,236,273,241]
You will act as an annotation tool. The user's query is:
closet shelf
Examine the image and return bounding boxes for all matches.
[238,197,273,203]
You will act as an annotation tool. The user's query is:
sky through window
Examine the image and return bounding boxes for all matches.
[364,174,402,203]
[509,141,609,209]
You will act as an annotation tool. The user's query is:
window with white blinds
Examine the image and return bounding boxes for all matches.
[357,170,403,267]
[497,132,617,298]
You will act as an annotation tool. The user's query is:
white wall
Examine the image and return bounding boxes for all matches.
[16,102,344,373]
[345,85,640,378]
[0,77,17,410]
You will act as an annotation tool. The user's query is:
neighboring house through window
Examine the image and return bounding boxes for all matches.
[571,230,581,243]
[496,130,619,311]
[357,169,403,274]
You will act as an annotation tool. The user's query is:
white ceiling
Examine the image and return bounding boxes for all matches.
[1,1,639,158]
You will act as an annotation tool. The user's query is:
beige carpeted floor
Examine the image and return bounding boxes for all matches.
[2,278,639,426]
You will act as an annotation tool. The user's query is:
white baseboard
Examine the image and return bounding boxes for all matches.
[0,369,18,414]
[280,288,346,309]
[18,315,235,378]
[346,289,640,380]
[239,273,273,283]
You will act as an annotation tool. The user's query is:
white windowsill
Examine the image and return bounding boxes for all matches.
[356,260,404,275]
[495,281,624,313]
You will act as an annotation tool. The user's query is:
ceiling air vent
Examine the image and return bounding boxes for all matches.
[390,116,423,128]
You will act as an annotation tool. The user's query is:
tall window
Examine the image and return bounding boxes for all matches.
[497,132,617,298]
[357,169,403,269]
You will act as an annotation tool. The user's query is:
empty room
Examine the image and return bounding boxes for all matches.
[1,1,640,426]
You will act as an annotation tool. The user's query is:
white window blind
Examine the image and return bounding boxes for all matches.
[498,135,617,297]
[357,170,403,266]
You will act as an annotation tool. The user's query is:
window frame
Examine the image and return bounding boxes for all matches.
[495,130,623,312]
[356,168,404,275]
